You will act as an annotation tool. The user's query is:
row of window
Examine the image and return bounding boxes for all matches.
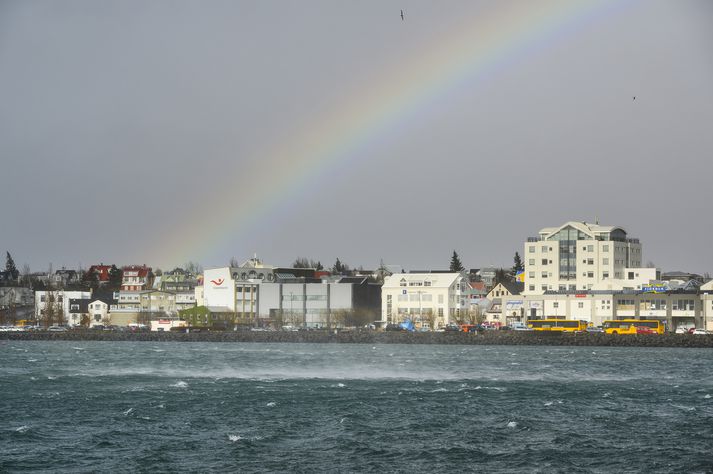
[399,280,433,287]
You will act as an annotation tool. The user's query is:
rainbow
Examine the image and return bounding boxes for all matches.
[154,0,624,267]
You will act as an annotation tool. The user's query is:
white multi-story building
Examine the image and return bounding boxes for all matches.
[201,266,380,328]
[35,290,92,326]
[381,273,467,328]
[524,221,646,295]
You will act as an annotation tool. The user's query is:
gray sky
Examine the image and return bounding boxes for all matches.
[1,0,712,274]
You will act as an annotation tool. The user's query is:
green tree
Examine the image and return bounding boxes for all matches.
[494,268,513,285]
[82,269,99,291]
[449,251,464,272]
[5,252,19,280]
[108,265,122,290]
[293,257,323,269]
[331,258,350,275]
[512,252,524,275]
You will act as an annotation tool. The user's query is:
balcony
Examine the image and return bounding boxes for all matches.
[527,237,541,242]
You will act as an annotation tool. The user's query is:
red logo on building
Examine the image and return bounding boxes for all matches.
[210,278,225,286]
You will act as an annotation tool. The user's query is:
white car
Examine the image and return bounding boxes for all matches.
[511,323,533,331]
[675,327,691,334]
[48,326,68,332]
[692,329,711,335]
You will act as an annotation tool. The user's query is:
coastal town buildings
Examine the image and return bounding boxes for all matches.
[523,221,648,295]
[120,265,153,292]
[198,265,380,328]
[381,272,468,329]
[35,290,92,326]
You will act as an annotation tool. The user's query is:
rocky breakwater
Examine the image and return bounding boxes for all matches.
[2,330,713,347]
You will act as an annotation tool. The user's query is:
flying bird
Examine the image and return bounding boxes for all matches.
[401,9,404,21]
[633,96,636,101]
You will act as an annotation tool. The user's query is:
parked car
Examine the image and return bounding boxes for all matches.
[675,327,691,334]
[635,326,657,335]
[585,326,604,333]
[511,323,533,331]
[48,326,68,332]
[444,324,461,332]
[692,329,711,335]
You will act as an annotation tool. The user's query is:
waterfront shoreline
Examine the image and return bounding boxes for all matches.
[2,330,713,347]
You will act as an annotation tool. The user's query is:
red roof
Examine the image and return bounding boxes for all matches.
[88,265,112,282]
[122,265,152,277]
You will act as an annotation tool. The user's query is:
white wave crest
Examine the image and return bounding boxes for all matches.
[507,421,518,429]
[171,381,188,388]
[15,425,29,433]
[266,402,276,407]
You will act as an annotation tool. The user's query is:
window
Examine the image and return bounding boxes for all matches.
[587,259,594,265]
[528,259,535,266]
[587,272,594,278]
[438,308,444,317]
[603,245,609,252]
[578,302,584,309]
[541,259,548,265]
[529,272,535,279]
[541,285,547,291]
[424,281,432,287]
[438,295,444,304]
[603,258,609,265]
[541,246,548,253]
[553,302,559,308]
[628,272,635,280]
[587,245,594,252]
[529,285,535,291]
[541,272,548,278]
[399,279,407,287]
[529,246,535,253]
[398,294,408,302]
[602,272,609,279]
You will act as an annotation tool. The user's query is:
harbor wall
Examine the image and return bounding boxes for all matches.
[2,330,713,347]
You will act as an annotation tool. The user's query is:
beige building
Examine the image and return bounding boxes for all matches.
[493,291,709,331]
[381,273,467,329]
[524,221,647,295]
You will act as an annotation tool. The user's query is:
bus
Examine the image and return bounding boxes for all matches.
[602,319,665,335]
[527,319,588,332]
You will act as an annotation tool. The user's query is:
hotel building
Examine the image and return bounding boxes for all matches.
[524,221,646,295]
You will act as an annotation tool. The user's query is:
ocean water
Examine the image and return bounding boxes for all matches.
[1,342,713,473]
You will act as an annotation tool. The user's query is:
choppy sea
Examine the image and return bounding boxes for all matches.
[1,342,713,472]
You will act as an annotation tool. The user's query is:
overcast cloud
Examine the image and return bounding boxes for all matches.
[1,0,712,273]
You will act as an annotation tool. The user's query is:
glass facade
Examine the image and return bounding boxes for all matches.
[548,226,587,281]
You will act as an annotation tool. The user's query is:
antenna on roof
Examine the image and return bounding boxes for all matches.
[595,216,599,225]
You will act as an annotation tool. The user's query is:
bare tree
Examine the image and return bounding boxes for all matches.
[183,261,203,275]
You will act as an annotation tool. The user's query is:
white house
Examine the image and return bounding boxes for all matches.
[381,273,467,329]
[35,290,92,326]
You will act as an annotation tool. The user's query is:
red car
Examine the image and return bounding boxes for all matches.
[635,326,656,335]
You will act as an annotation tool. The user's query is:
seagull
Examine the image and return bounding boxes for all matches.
[401,9,404,21]
[633,96,636,101]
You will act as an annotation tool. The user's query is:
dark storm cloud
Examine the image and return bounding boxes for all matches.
[0,0,711,273]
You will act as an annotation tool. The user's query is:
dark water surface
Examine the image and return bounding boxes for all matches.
[1,342,712,473]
